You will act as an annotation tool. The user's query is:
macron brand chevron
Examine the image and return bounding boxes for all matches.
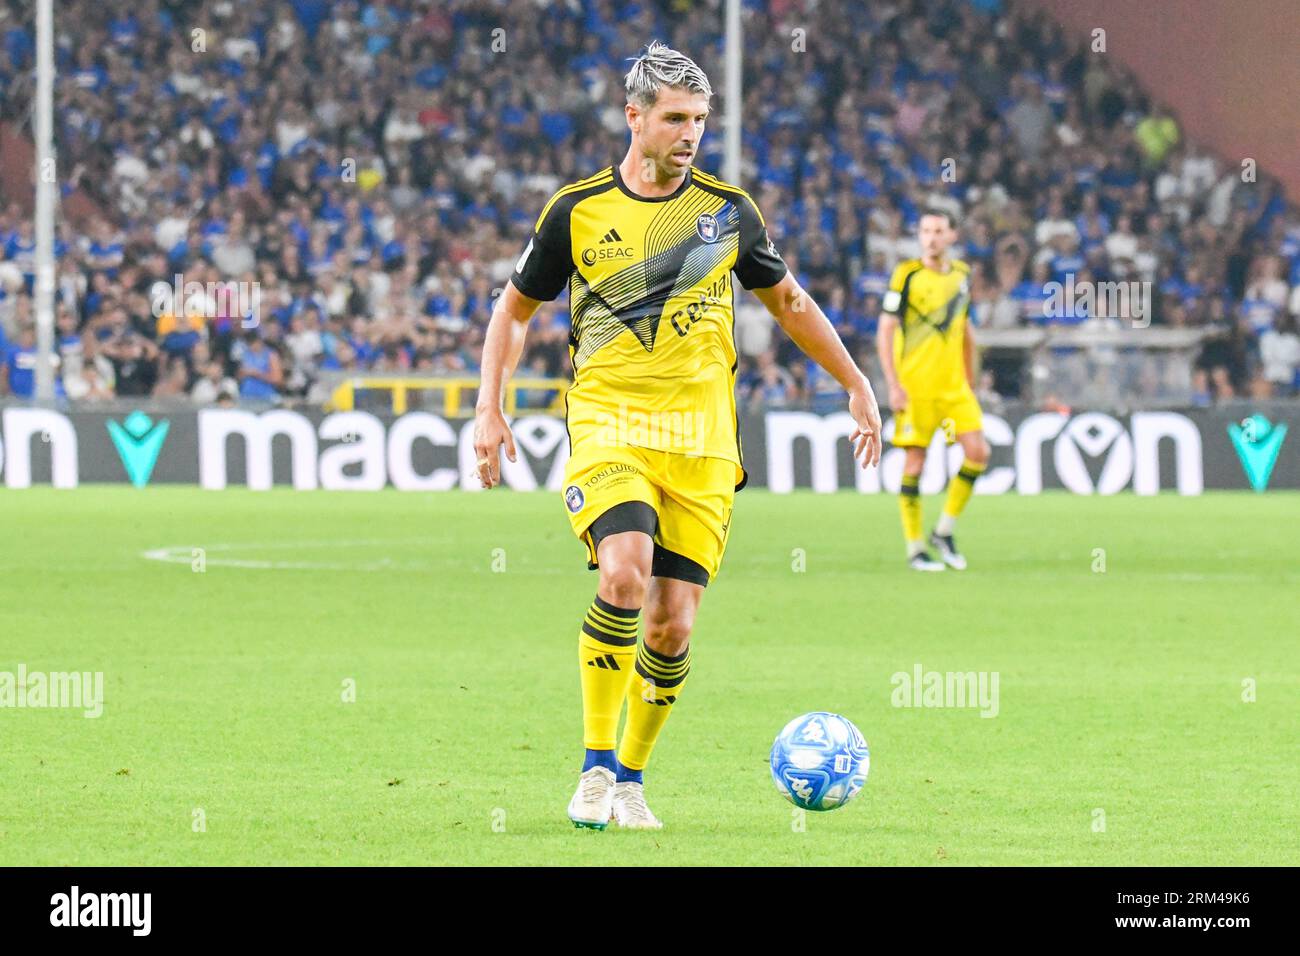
[1228,414,1287,492]
[107,410,170,488]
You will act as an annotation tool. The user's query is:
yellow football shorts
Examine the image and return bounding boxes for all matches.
[892,391,984,448]
[562,444,736,585]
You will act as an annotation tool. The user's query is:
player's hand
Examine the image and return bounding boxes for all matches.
[888,382,908,413]
[472,407,517,489]
[848,381,882,469]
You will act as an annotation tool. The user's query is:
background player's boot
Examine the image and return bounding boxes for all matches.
[929,531,967,571]
[567,766,615,829]
[611,780,663,829]
[908,550,945,572]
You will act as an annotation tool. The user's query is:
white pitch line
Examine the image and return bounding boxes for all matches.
[141,541,421,572]
[139,540,577,574]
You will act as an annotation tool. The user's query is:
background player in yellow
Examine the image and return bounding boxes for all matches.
[472,42,883,830]
[877,210,990,572]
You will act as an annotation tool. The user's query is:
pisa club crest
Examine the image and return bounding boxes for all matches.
[565,484,585,513]
[696,213,719,243]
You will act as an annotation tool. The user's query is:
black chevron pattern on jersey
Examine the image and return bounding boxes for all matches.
[570,191,740,369]
[935,286,967,335]
[903,287,970,357]
[929,286,969,335]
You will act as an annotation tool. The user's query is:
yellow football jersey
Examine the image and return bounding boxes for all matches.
[511,165,787,489]
[883,258,973,400]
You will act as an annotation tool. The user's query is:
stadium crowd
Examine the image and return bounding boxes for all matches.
[1,0,1298,409]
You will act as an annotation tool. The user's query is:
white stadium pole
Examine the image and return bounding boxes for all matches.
[723,0,741,187]
[33,0,57,402]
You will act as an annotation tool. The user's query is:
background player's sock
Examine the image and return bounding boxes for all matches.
[939,459,986,532]
[617,643,690,772]
[579,595,639,752]
[614,760,643,784]
[583,749,617,773]
[899,473,924,555]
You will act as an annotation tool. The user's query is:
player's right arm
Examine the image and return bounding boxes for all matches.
[876,263,910,412]
[474,193,575,489]
[473,281,543,488]
[876,314,905,412]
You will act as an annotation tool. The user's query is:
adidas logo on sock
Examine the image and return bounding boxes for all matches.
[598,228,623,244]
[586,654,620,670]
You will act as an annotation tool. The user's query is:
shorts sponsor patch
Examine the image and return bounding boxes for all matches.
[583,463,638,488]
[565,484,585,513]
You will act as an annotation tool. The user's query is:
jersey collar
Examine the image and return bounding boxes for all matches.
[612,163,693,202]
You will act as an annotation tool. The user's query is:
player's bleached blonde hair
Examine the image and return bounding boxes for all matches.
[624,41,713,110]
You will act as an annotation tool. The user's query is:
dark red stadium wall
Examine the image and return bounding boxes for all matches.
[0,121,103,224]
[1029,0,1300,200]
[0,122,35,214]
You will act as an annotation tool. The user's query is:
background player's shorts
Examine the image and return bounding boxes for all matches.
[562,444,736,585]
[892,392,983,448]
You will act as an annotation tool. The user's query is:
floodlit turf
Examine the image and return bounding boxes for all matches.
[1,486,1296,866]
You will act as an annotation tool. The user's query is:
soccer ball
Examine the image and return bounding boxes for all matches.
[770,712,870,811]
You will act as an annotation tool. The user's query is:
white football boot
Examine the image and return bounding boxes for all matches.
[929,532,968,571]
[908,550,946,572]
[567,766,616,829]
[611,780,663,830]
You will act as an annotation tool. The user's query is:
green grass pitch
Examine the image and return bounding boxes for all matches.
[1,486,1296,866]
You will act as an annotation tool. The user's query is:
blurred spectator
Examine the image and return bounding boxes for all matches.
[741,350,797,412]
[235,332,283,402]
[191,360,240,405]
[1193,321,1249,405]
[1005,79,1053,159]
[1259,313,1300,397]
[65,358,114,401]
[99,324,159,397]
[152,355,191,399]
[2,323,37,398]
[1134,104,1180,168]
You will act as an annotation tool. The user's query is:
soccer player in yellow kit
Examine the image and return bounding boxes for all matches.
[877,210,990,572]
[473,42,882,829]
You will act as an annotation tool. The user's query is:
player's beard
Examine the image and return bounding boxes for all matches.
[642,145,692,184]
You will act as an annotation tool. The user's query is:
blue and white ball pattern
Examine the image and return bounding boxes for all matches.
[770,712,870,811]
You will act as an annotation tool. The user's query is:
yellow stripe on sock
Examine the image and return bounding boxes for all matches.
[899,475,923,543]
[579,601,639,750]
[587,606,638,634]
[618,648,691,772]
[943,459,986,519]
